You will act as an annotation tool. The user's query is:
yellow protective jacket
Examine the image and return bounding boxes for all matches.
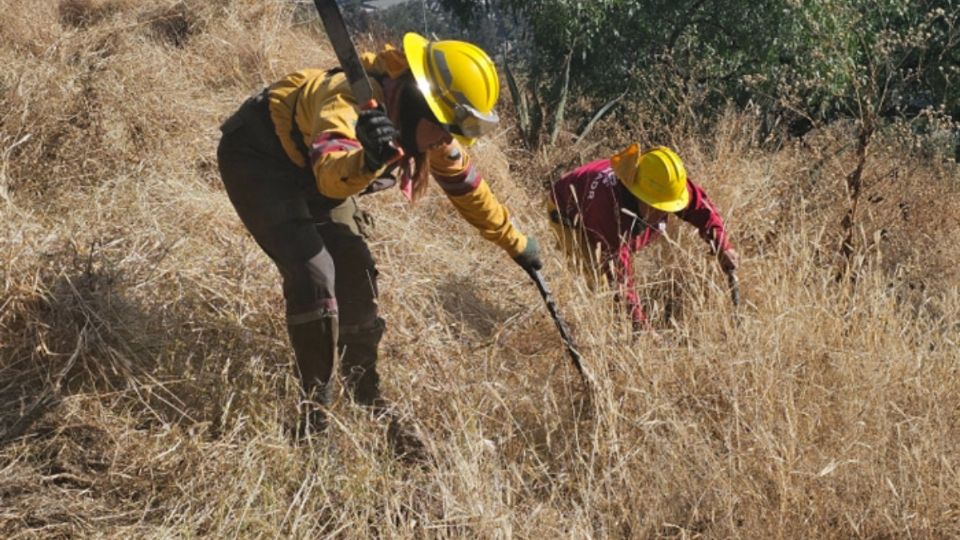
[265,47,527,258]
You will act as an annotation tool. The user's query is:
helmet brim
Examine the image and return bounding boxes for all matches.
[403,32,456,126]
[612,144,691,213]
[638,188,690,213]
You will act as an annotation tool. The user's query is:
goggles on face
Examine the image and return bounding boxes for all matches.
[440,103,499,139]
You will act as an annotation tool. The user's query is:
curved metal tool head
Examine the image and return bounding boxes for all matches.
[526,268,593,388]
[313,0,374,104]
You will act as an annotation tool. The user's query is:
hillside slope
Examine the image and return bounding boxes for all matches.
[2,1,959,537]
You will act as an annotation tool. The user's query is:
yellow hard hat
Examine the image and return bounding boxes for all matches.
[611,144,690,212]
[403,32,500,147]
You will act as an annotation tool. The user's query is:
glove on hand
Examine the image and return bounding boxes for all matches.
[356,107,399,173]
[513,236,543,272]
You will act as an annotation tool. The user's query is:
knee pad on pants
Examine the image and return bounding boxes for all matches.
[282,248,337,317]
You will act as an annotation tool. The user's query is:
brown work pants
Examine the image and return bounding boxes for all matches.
[216,90,384,405]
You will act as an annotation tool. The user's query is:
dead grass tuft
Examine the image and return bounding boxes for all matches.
[1,0,959,537]
[141,1,197,48]
[58,0,124,29]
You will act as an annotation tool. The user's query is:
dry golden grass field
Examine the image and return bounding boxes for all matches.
[2,0,960,537]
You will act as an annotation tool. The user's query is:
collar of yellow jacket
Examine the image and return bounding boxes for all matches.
[361,44,409,79]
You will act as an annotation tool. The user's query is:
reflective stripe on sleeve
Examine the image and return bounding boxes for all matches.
[434,162,482,196]
[309,133,362,167]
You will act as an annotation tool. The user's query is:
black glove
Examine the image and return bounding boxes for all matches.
[513,236,543,272]
[355,107,399,173]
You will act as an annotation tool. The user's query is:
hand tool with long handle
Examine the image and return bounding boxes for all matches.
[725,269,743,328]
[312,0,402,161]
[526,268,592,386]
[726,270,740,308]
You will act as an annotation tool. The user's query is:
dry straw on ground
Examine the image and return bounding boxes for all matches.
[2,0,959,537]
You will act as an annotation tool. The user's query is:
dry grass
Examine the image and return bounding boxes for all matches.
[2,1,959,537]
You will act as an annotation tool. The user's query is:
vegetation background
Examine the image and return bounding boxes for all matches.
[1,0,959,537]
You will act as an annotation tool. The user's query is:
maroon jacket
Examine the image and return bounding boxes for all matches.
[550,158,732,323]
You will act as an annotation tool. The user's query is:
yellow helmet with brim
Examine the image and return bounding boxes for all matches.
[403,32,500,147]
[611,144,690,213]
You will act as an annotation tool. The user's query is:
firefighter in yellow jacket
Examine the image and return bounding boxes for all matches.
[216,33,541,433]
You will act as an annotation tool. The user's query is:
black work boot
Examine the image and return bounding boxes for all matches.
[339,318,427,463]
[338,318,385,408]
[287,314,338,438]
